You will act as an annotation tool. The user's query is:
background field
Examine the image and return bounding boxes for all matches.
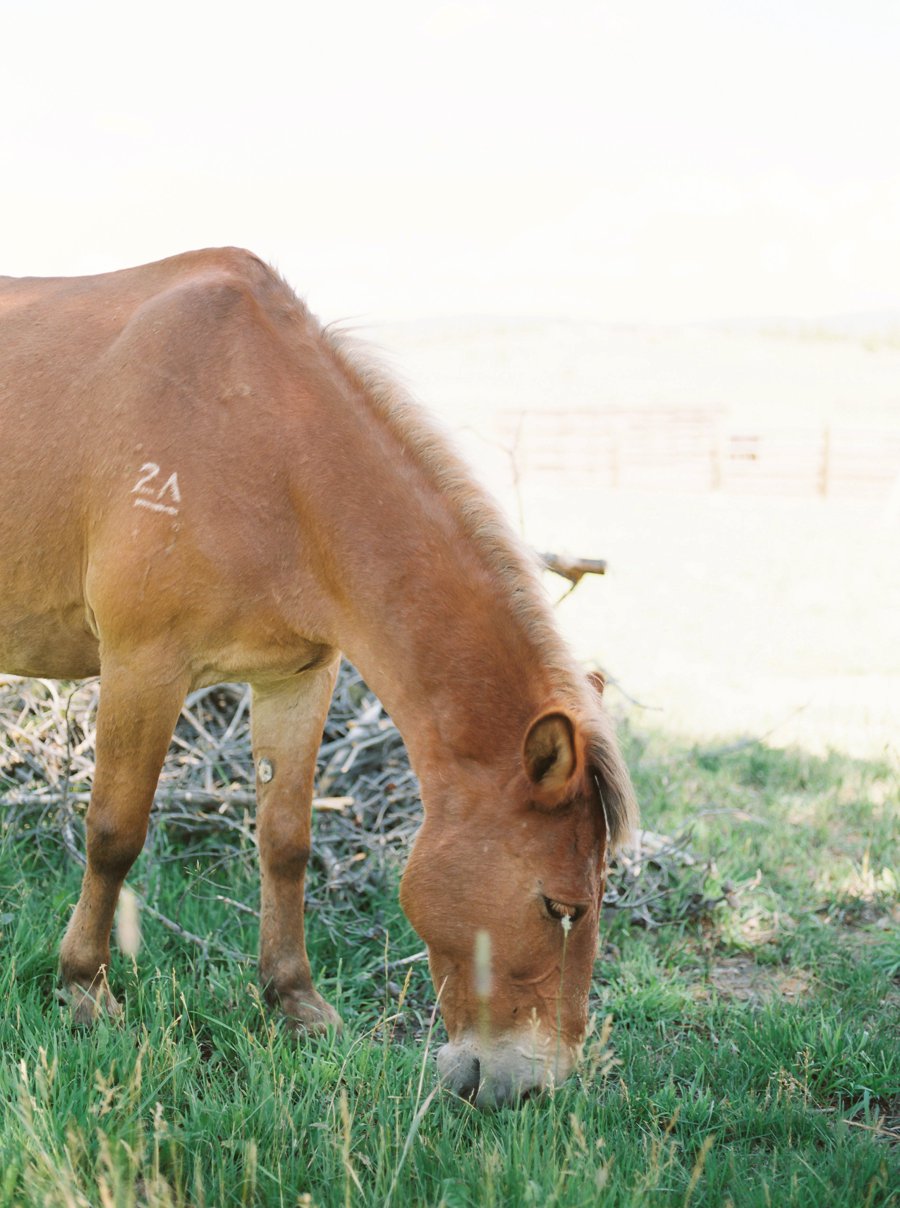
[1,318,899,1205]
[373,316,900,759]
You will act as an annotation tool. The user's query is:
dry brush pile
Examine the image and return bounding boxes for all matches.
[0,665,723,954]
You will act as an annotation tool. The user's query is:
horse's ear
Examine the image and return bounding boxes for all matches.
[523,712,578,805]
[587,669,606,697]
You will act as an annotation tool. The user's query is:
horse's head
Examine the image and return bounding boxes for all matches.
[400,688,636,1108]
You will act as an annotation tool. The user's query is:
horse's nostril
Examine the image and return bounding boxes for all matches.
[460,1057,481,1103]
[438,1044,483,1104]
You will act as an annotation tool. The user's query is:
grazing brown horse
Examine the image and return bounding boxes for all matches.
[0,249,637,1107]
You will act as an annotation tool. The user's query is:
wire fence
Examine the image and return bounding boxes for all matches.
[496,409,900,501]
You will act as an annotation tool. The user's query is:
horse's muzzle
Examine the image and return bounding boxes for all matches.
[436,1031,578,1109]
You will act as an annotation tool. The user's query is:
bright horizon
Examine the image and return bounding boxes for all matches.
[2,0,899,327]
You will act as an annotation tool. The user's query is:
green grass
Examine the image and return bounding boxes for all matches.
[1,733,898,1206]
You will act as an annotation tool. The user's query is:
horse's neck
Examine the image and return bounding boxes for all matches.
[336,538,550,781]
[289,378,558,782]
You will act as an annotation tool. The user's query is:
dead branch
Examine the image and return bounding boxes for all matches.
[539,551,607,586]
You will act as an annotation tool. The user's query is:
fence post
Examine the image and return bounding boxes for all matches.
[710,419,723,490]
[609,427,620,489]
[819,425,831,497]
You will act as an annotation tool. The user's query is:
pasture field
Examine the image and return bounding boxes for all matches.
[2,316,898,1203]
[1,726,897,1207]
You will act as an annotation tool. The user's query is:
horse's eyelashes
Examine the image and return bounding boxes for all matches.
[542,896,582,922]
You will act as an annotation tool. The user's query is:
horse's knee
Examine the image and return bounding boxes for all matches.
[258,808,311,879]
[260,834,310,880]
[85,807,147,877]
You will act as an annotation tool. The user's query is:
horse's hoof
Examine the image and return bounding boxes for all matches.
[66,980,122,1027]
[280,990,343,1037]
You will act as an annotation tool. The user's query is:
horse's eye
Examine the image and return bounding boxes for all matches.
[542,897,584,923]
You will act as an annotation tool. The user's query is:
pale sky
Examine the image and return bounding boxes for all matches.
[2,0,899,324]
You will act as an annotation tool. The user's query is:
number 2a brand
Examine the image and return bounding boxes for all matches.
[131,463,181,515]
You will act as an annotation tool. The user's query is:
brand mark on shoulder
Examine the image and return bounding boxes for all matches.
[131,463,182,516]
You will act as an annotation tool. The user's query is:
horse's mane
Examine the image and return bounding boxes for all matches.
[278,276,637,849]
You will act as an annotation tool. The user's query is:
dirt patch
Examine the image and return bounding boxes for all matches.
[698,956,812,1003]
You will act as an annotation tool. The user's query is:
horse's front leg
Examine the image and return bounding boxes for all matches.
[59,654,188,1024]
[252,660,341,1034]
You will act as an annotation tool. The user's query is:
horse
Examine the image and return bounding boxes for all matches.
[0,248,637,1108]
